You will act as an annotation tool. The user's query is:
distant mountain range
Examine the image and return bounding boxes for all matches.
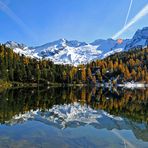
[4,27,148,65]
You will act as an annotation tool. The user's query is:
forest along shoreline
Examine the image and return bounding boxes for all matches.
[0,45,148,88]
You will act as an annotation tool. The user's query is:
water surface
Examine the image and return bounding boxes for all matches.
[0,87,148,148]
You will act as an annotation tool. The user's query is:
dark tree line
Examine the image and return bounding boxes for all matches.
[0,45,73,84]
[0,45,148,84]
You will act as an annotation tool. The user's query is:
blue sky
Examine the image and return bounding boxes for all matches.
[0,0,148,46]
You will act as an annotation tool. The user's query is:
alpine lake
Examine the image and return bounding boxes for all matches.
[0,86,148,148]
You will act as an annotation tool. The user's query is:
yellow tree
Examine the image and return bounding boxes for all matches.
[86,67,92,80]
[124,66,130,81]
[131,69,137,81]
[81,67,86,82]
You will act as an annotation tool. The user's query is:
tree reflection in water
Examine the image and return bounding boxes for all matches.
[0,87,148,124]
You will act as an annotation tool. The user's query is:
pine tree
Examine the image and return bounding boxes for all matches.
[36,64,41,83]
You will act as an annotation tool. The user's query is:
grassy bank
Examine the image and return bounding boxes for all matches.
[0,81,38,91]
[12,82,38,88]
[0,80,87,90]
[0,80,12,92]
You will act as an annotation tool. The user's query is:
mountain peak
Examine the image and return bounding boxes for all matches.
[5,41,27,49]
[55,38,67,44]
[133,27,148,39]
[3,27,148,65]
[125,27,148,50]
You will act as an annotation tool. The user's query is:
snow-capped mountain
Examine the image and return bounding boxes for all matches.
[90,38,130,51]
[4,27,148,65]
[125,27,148,50]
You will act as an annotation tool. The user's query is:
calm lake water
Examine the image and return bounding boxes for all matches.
[0,87,148,148]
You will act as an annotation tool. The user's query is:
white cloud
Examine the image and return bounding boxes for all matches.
[112,4,148,39]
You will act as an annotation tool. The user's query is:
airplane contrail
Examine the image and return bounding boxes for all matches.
[124,0,134,27]
[112,129,135,148]
[112,3,148,39]
[0,0,36,39]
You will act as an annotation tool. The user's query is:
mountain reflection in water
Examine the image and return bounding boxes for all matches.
[0,87,148,148]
